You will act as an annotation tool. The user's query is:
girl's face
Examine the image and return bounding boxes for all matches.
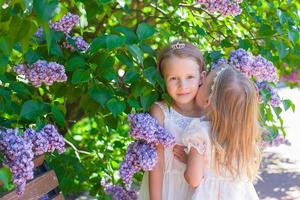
[195,71,214,110]
[162,56,202,105]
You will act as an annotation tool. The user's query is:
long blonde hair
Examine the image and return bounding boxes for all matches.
[208,64,261,181]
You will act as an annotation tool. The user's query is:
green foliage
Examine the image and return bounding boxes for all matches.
[0,0,299,199]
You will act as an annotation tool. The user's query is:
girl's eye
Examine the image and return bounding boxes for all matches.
[187,75,195,79]
[169,77,177,81]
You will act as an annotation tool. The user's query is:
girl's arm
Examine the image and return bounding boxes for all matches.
[149,103,165,200]
[184,147,205,188]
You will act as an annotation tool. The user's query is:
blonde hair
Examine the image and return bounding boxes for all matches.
[157,40,205,76]
[208,64,261,181]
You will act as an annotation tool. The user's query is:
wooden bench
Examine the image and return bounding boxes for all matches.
[0,155,64,200]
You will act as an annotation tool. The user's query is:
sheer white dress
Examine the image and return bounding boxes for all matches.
[182,119,259,200]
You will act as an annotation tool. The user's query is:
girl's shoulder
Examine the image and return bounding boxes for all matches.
[186,118,210,136]
[150,101,167,126]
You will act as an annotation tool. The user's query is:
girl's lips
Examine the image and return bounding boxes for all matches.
[177,92,190,96]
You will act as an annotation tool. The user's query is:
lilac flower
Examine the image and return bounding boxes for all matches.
[228,49,278,83]
[281,70,300,83]
[50,12,79,34]
[14,60,67,87]
[128,113,175,147]
[35,27,44,38]
[256,82,281,107]
[62,36,90,52]
[211,58,228,71]
[0,129,34,195]
[101,178,138,200]
[41,124,65,154]
[23,128,49,156]
[198,0,243,16]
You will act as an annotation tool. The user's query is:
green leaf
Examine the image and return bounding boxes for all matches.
[283,99,295,112]
[136,23,156,41]
[33,0,58,21]
[125,68,139,83]
[66,56,86,72]
[116,53,134,67]
[25,49,41,64]
[239,39,251,50]
[0,36,11,56]
[20,100,50,121]
[140,92,158,111]
[9,82,32,98]
[105,34,126,50]
[209,51,223,61]
[221,39,231,48]
[51,105,65,127]
[113,26,138,44]
[126,44,143,64]
[0,55,9,73]
[140,44,155,56]
[106,98,125,117]
[71,69,91,84]
[0,166,12,189]
[275,41,289,59]
[195,26,206,36]
[288,30,299,45]
[143,66,157,84]
[127,98,140,109]
[258,24,275,36]
[88,85,114,107]
[89,35,107,53]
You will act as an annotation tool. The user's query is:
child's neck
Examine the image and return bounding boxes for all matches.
[171,101,202,118]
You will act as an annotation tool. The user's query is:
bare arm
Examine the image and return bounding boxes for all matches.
[184,147,205,188]
[149,104,165,200]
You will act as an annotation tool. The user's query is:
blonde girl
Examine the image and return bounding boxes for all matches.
[181,64,261,199]
[138,41,206,200]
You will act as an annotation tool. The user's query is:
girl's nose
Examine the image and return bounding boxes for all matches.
[178,79,188,89]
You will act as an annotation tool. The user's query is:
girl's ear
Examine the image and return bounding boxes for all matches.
[204,97,211,108]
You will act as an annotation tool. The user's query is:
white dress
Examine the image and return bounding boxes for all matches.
[138,102,201,200]
[182,119,259,200]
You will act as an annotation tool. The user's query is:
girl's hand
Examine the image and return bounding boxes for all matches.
[173,144,188,164]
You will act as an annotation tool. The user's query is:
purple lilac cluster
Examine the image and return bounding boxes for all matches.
[212,49,280,106]
[118,113,175,190]
[62,36,90,52]
[0,124,65,195]
[261,132,291,149]
[23,124,65,155]
[41,124,65,154]
[35,27,44,38]
[198,0,243,16]
[101,178,138,200]
[228,48,278,83]
[50,12,79,34]
[256,82,281,107]
[0,129,34,195]
[119,141,157,187]
[281,70,300,83]
[128,113,175,147]
[14,60,67,87]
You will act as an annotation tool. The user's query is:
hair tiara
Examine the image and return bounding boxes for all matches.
[171,42,185,50]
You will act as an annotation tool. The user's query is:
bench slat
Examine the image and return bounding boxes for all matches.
[1,170,59,200]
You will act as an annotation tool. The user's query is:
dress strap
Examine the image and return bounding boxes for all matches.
[154,102,170,118]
